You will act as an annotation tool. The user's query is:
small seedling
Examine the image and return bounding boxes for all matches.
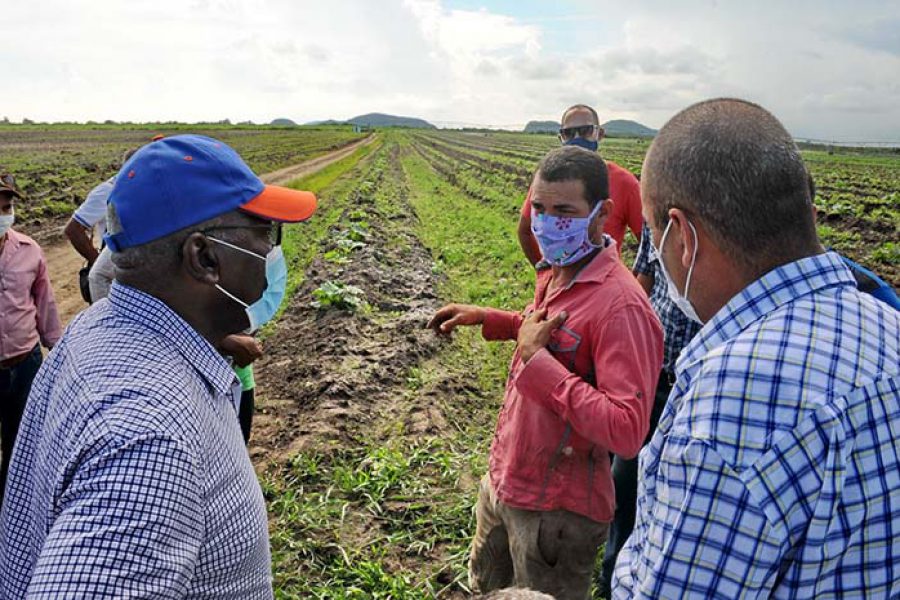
[311,281,366,311]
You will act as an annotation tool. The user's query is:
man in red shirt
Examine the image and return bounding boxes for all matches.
[0,173,61,506]
[518,104,643,265]
[429,147,662,600]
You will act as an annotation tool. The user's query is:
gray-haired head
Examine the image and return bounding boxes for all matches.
[642,98,819,275]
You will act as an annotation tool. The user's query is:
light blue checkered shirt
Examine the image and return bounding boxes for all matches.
[613,251,900,599]
[0,282,272,599]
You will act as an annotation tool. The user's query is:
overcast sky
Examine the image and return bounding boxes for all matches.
[3,0,899,141]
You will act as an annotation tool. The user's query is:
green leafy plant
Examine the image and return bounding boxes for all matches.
[311,281,366,311]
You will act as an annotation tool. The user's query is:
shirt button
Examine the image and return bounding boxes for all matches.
[562,446,573,456]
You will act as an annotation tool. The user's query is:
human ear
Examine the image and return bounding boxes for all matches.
[668,208,697,270]
[182,233,221,286]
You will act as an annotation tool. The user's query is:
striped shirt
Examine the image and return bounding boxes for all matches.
[0,282,272,599]
[613,251,900,599]
[631,221,701,372]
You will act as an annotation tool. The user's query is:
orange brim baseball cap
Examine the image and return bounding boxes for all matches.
[241,185,317,223]
[105,134,318,251]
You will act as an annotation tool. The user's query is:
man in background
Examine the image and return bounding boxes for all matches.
[518,104,643,265]
[0,173,61,506]
[64,159,119,303]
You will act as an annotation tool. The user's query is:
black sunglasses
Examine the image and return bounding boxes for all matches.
[558,124,597,141]
[200,223,283,246]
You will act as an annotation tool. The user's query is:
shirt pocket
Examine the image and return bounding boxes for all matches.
[548,325,582,371]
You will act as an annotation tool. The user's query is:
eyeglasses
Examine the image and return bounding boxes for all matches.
[558,125,596,141]
[200,222,282,246]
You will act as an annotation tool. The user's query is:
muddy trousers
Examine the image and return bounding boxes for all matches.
[0,345,42,508]
[469,474,610,600]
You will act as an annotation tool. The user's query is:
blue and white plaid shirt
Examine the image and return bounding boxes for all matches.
[632,221,701,372]
[613,251,900,599]
[0,282,272,599]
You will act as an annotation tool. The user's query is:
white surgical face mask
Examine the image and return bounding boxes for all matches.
[653,219,703,324]
[0,209,14,237]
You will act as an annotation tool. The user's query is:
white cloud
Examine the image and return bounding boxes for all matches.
[0,0,897,140]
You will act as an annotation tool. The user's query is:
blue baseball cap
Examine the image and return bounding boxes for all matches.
[104,134,317,251]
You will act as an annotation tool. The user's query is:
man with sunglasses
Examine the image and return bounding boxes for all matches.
[0,173,61,508]
[0,135,316,599]
[518,105,643,265]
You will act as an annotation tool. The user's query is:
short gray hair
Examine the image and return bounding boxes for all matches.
[643,98,817,273]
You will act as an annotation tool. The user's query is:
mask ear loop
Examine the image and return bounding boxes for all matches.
[206,236,262,308]
[215,284,250,308]
[683,220,699,302]
[207,236,266,261]
[587,200,605,248]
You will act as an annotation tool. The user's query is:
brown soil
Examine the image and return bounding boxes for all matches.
[249,145,448,462]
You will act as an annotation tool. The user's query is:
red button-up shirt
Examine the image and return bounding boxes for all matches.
[0,229,62,360]
[482,244,663,523]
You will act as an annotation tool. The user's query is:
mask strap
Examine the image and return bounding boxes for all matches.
[215,284,250,308]
[207,236,265,261]
[683,220,699,300]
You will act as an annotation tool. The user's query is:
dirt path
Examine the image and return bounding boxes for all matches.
[259,135,376,186]
[41,135,375,326]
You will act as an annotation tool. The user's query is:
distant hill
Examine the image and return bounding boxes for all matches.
[522,118,656,137]
[601,119,656,138]
[524,120,560,134]
[347,113,435,129]
[270,118,298,126]
[304,119,345,126]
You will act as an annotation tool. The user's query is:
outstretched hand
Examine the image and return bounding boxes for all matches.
[517,307,568,363]
[427,304,487,336]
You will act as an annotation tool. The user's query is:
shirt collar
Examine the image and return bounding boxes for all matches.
[107,281,238,398]
[535,234,619,288]
[676,251,856,374]
[3,229,29,250]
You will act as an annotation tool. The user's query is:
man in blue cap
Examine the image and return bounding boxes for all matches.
[0,135,316,599]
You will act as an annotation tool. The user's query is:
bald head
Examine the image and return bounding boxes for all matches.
[643,98,819,275]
